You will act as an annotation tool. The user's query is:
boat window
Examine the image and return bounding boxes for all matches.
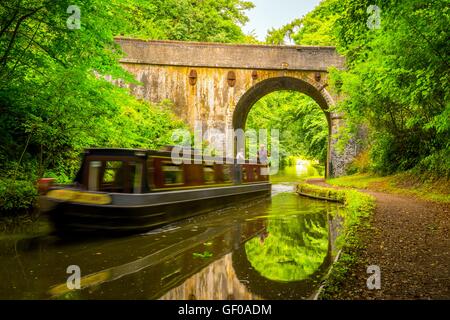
[103,161,122,182]
[162,162,184,186]
[88,161,102,191]
[129,161,143,193]
[101,161,125,192]
[203,165,215,184]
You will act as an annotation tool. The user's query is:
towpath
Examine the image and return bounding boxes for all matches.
[307,178,450,299]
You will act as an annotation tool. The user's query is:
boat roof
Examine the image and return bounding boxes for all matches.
[84,147,237,162]
[85,148,151,157]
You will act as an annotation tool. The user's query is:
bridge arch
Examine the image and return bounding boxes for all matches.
[114,38,354,176]
[232,76,333,177]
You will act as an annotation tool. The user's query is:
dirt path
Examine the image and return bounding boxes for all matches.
[307,178,450,299]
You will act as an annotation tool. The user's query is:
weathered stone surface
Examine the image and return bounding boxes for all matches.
[114,38,353,177]
[116,38,346,71]
[329,117,357,177]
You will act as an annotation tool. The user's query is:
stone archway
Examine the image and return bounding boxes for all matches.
[232,76,333,178]
[115,38,355,176]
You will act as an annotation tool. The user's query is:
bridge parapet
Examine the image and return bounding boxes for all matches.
[116,38,345,72]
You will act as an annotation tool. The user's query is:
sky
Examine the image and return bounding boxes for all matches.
[242,0,322,41]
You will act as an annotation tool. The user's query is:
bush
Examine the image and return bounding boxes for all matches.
[414,149,450,179]
[0,179,38,216]
[346,150,370,175]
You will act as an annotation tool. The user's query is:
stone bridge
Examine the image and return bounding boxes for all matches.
[115,38,354,177]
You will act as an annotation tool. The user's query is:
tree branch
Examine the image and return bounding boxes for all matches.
[0,6,44,69]
[2,21,42,82]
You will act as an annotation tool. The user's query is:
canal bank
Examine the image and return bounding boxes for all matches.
[293,180,375,300]
[306,178,450,299]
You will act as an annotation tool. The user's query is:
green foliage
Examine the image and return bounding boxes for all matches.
[328,173,450,203]
[341,189,375,234]
[118,0,254,43]
[269,0,449,178]
[297,184,344,202]
[0,179,38,215]
[0,68,187,183]
[413,148,450,178]
[295,182,375,299]
[246,91,329,164]
[332,0,450,176]
[346,150,370,175]
[0,0,252,213]
[296,182,375,242]
[266,0,342,46]
[245,193,330,281]
[270,160,323,184]
[192,251,213,259]
[266,18,302,45]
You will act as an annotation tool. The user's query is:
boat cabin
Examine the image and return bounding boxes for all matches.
[74,148,269,194]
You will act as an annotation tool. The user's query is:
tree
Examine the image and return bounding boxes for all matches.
[265,0,450,177]
[0,0,254,213]
[246,91,329,164]
[333,0,450,175]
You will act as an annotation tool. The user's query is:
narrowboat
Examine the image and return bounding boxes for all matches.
[39,148,271,235]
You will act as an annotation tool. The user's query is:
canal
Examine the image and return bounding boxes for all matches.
[0,165,344,300]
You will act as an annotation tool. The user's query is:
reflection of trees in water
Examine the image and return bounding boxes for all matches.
[245,193,329,282]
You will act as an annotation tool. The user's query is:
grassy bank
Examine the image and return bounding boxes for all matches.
[327,173,450,203]
[295,182,376,299]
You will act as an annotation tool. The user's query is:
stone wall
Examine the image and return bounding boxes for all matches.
[115,38,345,71]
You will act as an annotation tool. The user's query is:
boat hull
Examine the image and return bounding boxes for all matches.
[44,183,271,236]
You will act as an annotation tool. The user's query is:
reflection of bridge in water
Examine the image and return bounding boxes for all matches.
[159,253,262,300]
[159,198,342,300]
[45,205,268,299]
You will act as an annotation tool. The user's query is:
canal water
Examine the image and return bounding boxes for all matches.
[0,165,344,300]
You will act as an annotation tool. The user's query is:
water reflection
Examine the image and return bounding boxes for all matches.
[0,185,343,300]
[159,193,342,300]
[160,253,262,300]
[245,193,331,282]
